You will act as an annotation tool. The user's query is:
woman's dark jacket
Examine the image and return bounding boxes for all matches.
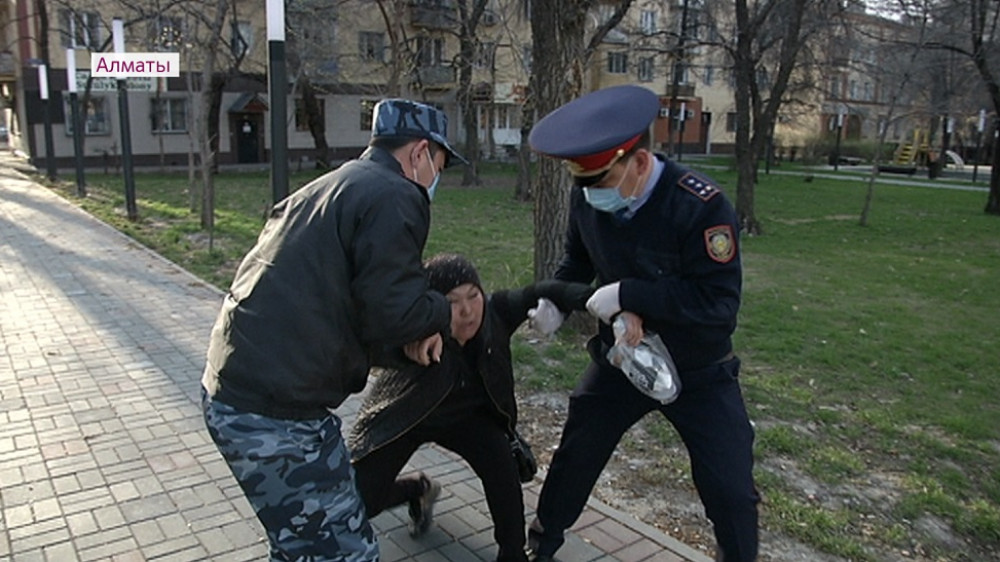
[349,280,592,461]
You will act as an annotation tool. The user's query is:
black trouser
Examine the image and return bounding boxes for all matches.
[353,409,529,562]
[529,357,759,562]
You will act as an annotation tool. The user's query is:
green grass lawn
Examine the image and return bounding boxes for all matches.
[49,161,1000,560]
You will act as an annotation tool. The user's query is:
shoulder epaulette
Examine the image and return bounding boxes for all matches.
[678,172,720,202]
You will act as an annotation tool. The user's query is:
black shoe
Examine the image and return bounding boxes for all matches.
[407,474,441,537]
[528,555,553,562]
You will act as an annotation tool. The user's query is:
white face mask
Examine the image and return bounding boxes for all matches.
[412,148,441,202]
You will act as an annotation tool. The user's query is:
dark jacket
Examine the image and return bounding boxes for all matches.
[556,155,742,372]
[202,147,451,420]
[349,280,593,461]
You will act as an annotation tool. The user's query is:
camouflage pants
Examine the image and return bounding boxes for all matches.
[202,391,379,562]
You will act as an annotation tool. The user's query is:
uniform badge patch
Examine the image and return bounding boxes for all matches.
[704,225,735,263]
[679,173,719,202]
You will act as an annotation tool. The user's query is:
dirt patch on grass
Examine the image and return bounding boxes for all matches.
[516,391,995,562]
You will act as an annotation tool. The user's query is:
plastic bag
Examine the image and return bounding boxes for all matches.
[607,316,681,404]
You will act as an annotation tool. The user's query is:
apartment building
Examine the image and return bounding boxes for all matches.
[0,0,915,170]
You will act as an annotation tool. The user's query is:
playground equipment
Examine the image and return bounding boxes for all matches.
[893,128,931,167]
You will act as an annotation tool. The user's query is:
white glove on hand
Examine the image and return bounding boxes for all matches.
[586,281,621,324]
[528,298,564,336]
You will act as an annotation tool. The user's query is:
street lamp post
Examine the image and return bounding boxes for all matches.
[37,64,57,180]
[66,48,86,196]
[267,0,289,205]
[113,18,138,221]
[833,111,844,172]
[973,109,985,183]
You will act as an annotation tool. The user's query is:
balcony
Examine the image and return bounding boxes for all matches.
[667,83,695,98]
[416,65,455,87]
[410,0,458,30]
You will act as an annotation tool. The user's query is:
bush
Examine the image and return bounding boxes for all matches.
[794,135,899,165]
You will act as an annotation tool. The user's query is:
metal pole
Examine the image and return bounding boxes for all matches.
[833,112,844,172]
[677,102,686,162]
[973,110,985,183]
[114,19,137,221]
[267,0,289,204]
[38,64,57,180]
[66,48,86,196]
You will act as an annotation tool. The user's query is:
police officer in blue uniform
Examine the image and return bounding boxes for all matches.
[525,85,759,562]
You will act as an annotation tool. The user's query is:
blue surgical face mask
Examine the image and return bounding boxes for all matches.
[583,160,635,213]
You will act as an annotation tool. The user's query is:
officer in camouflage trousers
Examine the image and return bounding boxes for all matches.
[201,98,467,561]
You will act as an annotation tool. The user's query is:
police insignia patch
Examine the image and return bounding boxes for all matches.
[704,225,735,263]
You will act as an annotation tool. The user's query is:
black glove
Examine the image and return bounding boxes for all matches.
[509,430,538,483]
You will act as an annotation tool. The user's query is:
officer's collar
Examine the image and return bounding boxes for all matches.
[359,145,406,174]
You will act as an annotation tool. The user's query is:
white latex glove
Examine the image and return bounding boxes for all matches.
[586,281,621,324]
[527,298,564,336]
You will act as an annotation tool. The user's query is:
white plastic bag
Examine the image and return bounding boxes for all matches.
[607,316,681,404]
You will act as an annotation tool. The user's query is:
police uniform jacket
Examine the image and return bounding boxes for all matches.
[202,147,451,420]
[349,280,592,461]
[556,155,741,373]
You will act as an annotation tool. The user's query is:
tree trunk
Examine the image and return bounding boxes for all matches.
[457,0,486,186]
[515,95,533,202]
[732,0,761,235]
[300,77,330,169]
[987,144,1000,214]
[529,0,581,280]
[198,0,230,235]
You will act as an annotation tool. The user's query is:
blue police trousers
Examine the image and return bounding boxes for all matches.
[530,357,759,562]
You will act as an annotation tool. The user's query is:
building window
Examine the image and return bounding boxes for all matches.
[66,97,111,136]
[849,80,858,100]
[608,52,627,74]
[152,15,184,51]
[703,65,714,86]
[673,62,688,85]
[863,81,873,102]
[359,32,384,62]
[291,9,337,54]
[522,44,532,72]
[231,21,253,58]
[360,99,378,131]
[640,10,657,35]
[638,57,654,82]
[61,10,101,49]
[475,41,496,69]
[295,98,325,132]
[829,77,839,99]
[726,112,737,133]
[417,36,445,66]
[151,98,188,133]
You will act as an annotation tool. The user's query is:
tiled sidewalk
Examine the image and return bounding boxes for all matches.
[0,154,710,562]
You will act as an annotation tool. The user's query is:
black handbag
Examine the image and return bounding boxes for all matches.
[509,429,538,483]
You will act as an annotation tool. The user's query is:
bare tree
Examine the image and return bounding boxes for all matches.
[455,0,489,186]
[857,4,934,226]
[286,0,340,169]
[925,0,1000,214]
[728,0,836,235]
